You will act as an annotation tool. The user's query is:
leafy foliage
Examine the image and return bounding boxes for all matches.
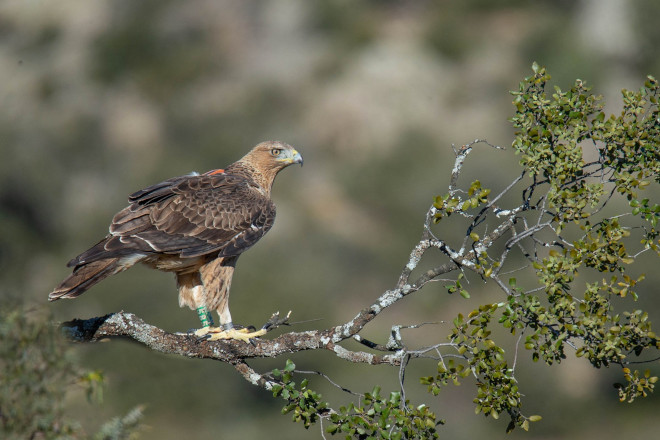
[505,64,660,380]
[511,62,659,232]
[271,360,328,430]
[271,360,440,439]
[432,180,491,223]
[427,64,659,430]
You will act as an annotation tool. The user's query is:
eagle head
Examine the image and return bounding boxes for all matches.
[234,141,303,192]
[248,141,303,170]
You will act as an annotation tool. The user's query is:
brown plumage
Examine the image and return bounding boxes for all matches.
[50,141,302,341]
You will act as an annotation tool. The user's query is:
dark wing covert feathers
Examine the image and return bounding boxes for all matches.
[68,172,275,267]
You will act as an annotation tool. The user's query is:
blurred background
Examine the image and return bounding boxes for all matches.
[1,0,659,438]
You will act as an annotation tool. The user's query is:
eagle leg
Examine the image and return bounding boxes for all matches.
[196,306,215,328]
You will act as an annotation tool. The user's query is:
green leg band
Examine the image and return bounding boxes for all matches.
[196,306,215,327]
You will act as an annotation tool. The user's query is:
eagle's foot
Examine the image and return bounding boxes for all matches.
[205,327,267,342]
[194,326,217,338]
[193,310,291,342]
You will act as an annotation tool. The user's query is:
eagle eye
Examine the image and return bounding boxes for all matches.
[271,148,282,157]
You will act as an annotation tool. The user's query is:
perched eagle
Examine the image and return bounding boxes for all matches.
[49,141,302,342]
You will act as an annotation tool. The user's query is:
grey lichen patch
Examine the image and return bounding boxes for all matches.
[333,344,374,364]
[378,289,403,309]
[248,372,264,386]
[386,325,403,350]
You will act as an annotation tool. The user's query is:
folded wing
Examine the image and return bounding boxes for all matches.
[68,173,275,268]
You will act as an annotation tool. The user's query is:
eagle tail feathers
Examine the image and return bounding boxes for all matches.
[49,254,143,301]
[67,236,147,268]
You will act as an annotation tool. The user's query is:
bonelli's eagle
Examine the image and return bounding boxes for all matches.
[50,141,303,342]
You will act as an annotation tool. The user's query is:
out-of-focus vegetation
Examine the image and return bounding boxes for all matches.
[1,1,659,439]
[0,305,143,439]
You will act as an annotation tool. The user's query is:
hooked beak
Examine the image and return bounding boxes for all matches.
[280,148,303,167]
[291,149,303,167]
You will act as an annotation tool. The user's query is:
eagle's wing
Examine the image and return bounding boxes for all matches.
[68,173,275,267]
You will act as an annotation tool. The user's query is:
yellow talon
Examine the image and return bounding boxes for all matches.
[206,327,267,342]
[194,326,219,337]
[193,326,266,342]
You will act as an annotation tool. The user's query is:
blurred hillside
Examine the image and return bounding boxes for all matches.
[1,0,659,439]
